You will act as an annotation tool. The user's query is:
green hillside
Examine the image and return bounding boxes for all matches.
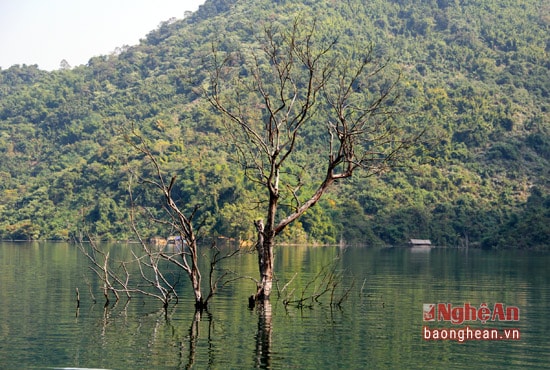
[0,0,548,249]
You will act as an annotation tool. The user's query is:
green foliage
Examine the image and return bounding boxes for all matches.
[0,0,548,249]
[482,188,550,250]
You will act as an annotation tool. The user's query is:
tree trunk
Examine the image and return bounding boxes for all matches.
[252,220,274,302]
[192,271,205,310]
[188,241,205,310]
[258,237,274,300]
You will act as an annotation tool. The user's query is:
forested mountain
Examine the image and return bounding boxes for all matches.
[0,0,548,249]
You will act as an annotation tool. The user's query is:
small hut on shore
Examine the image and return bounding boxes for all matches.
[149,236,167,247]
[408,239,432,247]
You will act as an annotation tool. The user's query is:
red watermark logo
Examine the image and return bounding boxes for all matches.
[423,303,520,325]
[422,303,521,342]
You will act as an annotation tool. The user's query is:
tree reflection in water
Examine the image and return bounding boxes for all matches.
[255,301,273,369]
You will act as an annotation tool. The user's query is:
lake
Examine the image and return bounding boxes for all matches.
[0,242,548,369]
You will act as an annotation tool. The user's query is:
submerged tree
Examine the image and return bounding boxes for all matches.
[203,18,422,304]
[79,127,240,312]
[127,128,240,310]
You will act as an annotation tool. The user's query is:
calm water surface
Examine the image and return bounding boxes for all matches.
[0,242,548,369]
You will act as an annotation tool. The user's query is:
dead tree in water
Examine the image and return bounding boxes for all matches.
[204,18,421,304]
[127,128,240,310]
[78,239,128,306]
[78,237,177,310]
[79,131,240,311]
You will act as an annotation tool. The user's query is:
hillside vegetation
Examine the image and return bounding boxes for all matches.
[0,0,548,249]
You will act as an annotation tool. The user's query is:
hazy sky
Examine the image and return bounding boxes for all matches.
[0,0,206,71]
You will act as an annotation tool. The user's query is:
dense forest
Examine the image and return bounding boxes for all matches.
[0,0,548,249]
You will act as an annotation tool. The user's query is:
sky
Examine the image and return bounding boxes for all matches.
[0,0,206,71]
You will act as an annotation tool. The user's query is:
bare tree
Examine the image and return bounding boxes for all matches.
[77,237,177,309]
[126,128,240,310]
[280,262,353,309]
[79,127,242,312]
[203,18,421,304]
[78,239,128,306]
